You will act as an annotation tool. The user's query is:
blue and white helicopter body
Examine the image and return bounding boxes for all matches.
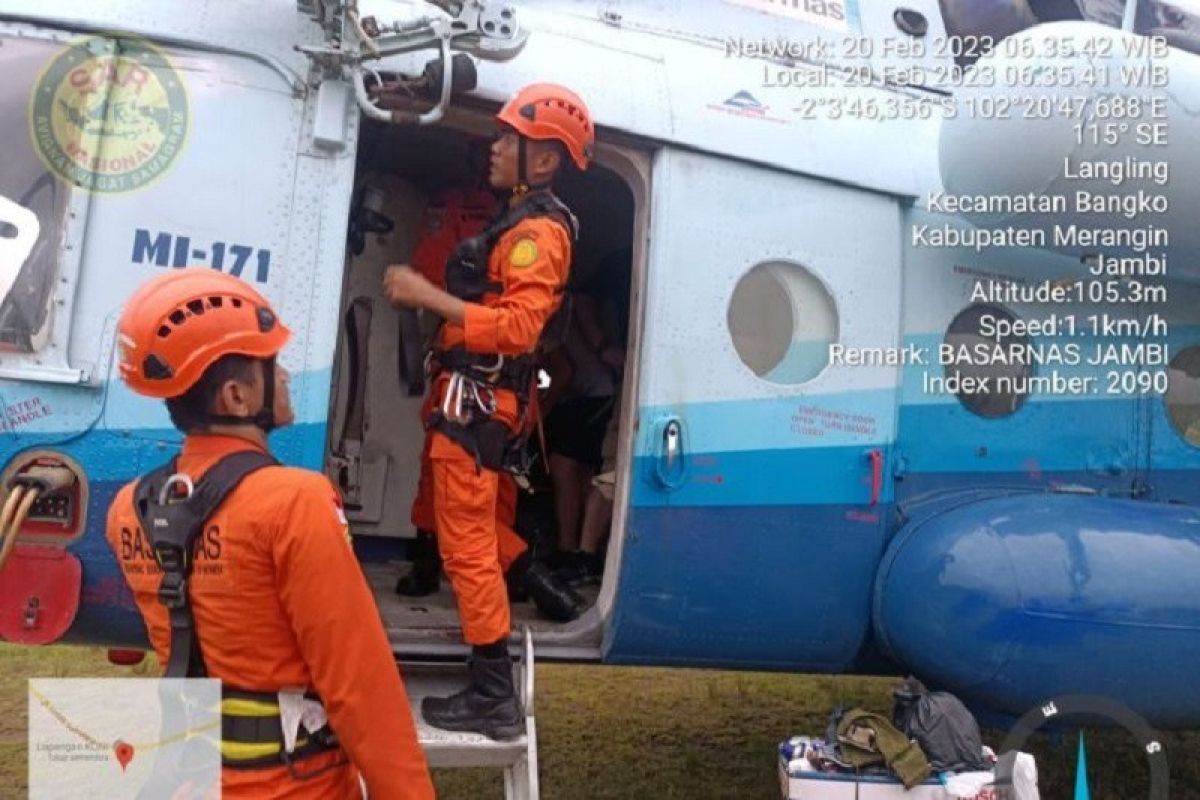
[0,0,1197,727]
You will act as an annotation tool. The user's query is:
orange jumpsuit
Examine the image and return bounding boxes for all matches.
[409,189,514,546]
[410,392,517,536]
[426,212,572,645]
[106,434,435,800]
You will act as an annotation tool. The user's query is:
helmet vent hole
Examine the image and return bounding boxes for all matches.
[142,354,174,380]
[231,298,243,308]
[186,299,205,315]
[169,310,186,325]
[256,307,276,332]
[210,296,223,308]
[157,325,171,338]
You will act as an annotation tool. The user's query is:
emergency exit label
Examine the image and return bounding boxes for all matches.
[131,228,271,282]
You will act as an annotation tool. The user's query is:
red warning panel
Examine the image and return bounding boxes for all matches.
[0,545,82,644]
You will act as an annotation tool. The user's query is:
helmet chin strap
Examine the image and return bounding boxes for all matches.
[201,357,277,433]
[513,136,552,198]
[513,136,529,197]
[253,356,277,432]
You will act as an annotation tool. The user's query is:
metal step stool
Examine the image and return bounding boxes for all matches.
[402,627,539,800]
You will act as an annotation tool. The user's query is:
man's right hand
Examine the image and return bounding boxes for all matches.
[384,265,431,309]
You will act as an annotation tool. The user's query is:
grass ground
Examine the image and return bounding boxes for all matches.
[2,644,1197,798]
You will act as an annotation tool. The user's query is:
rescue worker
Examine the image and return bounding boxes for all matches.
[399,176,500,597]
[106,269,435,799]
[382,83,593,738]
[400,174,544,604]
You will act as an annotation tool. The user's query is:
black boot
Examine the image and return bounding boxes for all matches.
[510,552,585,622]
[505,568,530,603]
[421,652,525,740]
[396,529,441,597]
[554,550,603,586]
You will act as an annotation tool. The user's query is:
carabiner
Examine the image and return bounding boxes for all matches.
[158,473,195,505]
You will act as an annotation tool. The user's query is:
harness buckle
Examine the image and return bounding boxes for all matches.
[157,571,188,609]
[279,728,346,782]
[153,539,188,573]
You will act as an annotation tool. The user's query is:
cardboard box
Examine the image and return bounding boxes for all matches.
[778,756,999,800]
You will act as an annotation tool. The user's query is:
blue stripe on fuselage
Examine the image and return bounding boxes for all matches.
[5,423,329,648]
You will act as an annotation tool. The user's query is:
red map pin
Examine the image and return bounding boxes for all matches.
[113,740,135,772]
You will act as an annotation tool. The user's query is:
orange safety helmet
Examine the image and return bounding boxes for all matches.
[117,269,290,399]
[496,83,594,170]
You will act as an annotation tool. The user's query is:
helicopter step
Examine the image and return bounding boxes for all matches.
[401,627,539,800]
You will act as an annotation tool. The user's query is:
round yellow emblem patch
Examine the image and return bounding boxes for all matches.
[32,36,190,193]
[509,238,539,268]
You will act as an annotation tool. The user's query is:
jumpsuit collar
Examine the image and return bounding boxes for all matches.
[180,433,268,459]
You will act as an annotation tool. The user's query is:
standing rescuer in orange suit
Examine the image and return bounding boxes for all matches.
[383,82,594,739]
[106,269,435,799]
[399,181,554,608]
[399,182,503,598]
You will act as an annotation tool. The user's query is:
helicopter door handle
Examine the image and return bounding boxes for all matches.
[655,416,686,490]
[867,449,883,506]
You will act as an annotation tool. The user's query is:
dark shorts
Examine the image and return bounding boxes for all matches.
[545,397,614,470]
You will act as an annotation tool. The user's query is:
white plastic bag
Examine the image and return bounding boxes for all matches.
[944,771,994,798]
[1011,752,1039,800]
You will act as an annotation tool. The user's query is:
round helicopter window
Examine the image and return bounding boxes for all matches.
[943,304,1031,418]
[727,261,837,385]
[1165,345,1200,447]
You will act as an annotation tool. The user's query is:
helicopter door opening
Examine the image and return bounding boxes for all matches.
[325,116,642,653]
